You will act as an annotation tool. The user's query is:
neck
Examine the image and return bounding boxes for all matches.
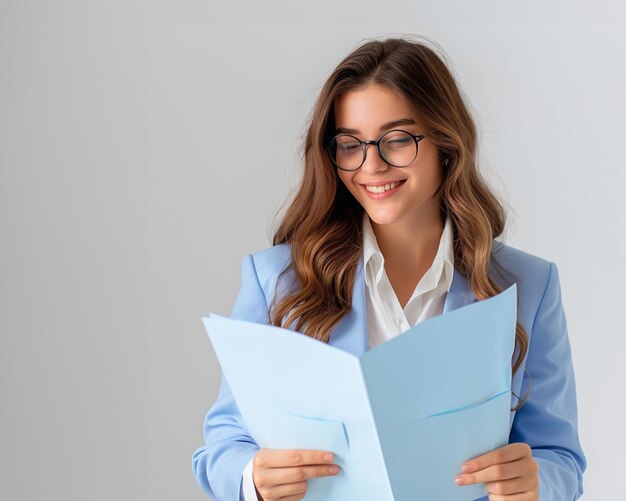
[369,199,445,271]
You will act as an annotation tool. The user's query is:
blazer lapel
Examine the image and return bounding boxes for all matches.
[442,265,479,314]
[328,259,478,357]
[328,257,369,356]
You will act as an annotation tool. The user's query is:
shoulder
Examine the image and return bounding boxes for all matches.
[248,242,292,280]
[490,239,562,333]
[249,243,292,271]
[491,239,552,283]
[229,244,294,321]
[239,243,294,305]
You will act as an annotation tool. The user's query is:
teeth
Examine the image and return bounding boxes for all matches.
[365,180,404,193]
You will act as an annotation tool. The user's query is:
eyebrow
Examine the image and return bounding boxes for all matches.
[335,118,417,135]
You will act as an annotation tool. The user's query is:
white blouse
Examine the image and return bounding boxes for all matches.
[241,212,455,500]
[363,211,454,346]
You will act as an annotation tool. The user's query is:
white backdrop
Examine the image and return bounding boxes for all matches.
[1,1,624,500]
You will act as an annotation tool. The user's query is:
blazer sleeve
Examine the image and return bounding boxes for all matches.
[508,261,587,500]
[191,254,267,500]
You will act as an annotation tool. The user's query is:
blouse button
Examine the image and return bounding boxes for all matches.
[395,317,402,325]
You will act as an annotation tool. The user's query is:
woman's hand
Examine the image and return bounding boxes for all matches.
[454,442,539,500]
[251,448,341,501]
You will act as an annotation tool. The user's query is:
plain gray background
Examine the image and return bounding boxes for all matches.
[1,1,624,500]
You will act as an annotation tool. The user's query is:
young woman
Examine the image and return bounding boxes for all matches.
[192,36,587,501]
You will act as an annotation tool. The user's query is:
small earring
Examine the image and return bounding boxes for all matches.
[444,158,449,166]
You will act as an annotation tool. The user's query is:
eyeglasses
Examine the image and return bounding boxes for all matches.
[326,129,426,172]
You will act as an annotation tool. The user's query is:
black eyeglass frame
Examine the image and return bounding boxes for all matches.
[325,129,427,172]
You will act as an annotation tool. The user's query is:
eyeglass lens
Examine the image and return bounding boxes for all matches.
[329,130,417,171]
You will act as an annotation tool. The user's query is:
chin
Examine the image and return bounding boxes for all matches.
[364,210,402,226]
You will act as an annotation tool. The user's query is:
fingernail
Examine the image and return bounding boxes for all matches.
[461,464,471,473]
[329,465,340,474]
[455,475,465,485]
[324,453,334,461]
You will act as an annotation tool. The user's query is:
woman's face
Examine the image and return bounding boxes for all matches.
[332,84,443,226]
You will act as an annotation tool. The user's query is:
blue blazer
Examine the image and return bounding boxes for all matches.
[192,241,587,500]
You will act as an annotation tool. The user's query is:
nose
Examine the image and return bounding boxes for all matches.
[360,143,390,174]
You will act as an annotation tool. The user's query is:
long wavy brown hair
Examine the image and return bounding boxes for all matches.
[268,35,530,411]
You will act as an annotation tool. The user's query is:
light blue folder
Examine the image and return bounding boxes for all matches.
[202,283,517,501]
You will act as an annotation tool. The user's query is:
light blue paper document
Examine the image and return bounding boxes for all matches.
[202,283,517,501]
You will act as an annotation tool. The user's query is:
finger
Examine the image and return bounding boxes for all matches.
[278,494,307,501]
[488,491,536,501]
[461,442,530,474]
[255,464,341,501]
[484,474,532,496]
[259,463,341,488]
[258,449,336,468]
[255,477,307,501]
[457,458,525,485]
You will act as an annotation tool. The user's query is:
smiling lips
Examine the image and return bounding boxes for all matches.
[360,179,407,199]
[362,179,406,193]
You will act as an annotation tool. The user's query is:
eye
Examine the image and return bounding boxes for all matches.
[336,139,361,154]
[388,137,410,145]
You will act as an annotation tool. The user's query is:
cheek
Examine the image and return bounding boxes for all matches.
[409,164,441,190]
[337,172,357,193]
